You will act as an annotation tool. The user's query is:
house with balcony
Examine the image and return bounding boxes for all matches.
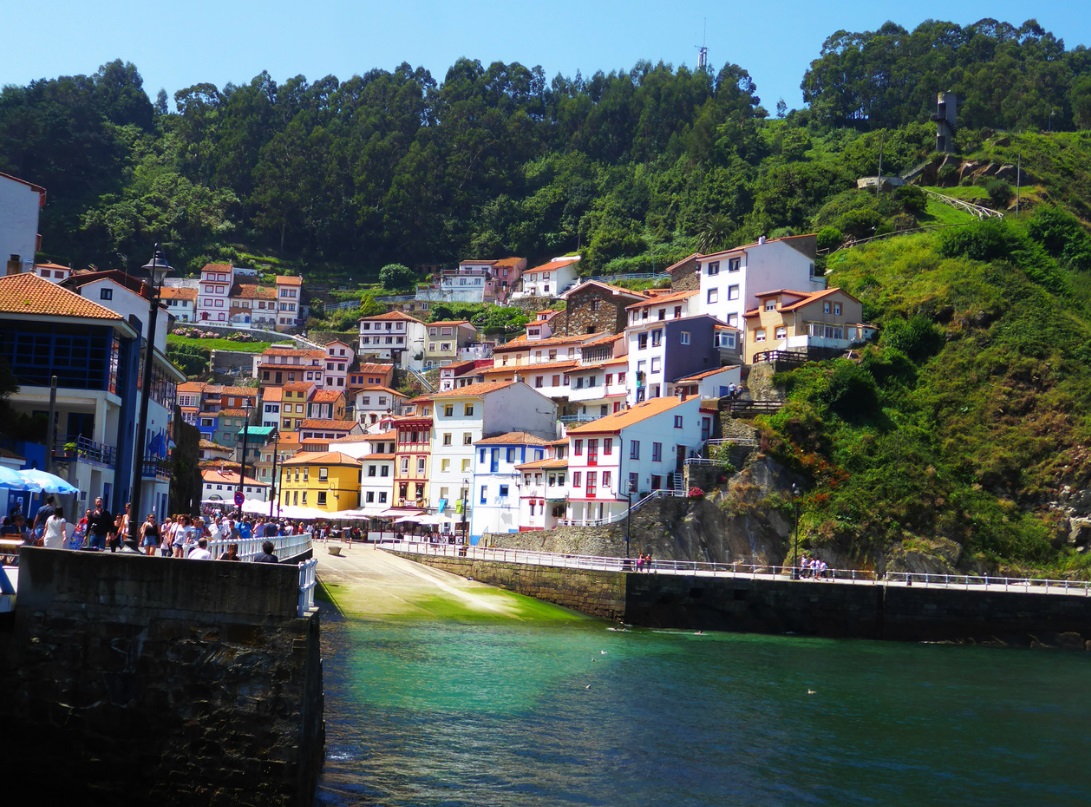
[423,320,478,368]
[0,170,46,277]
[626,308,721,406]
[392,402,433,510]
[358,311,427,371]
[196,263,235,324]
[742,287,874,365]
[694,234,826,342]
[429,382,556,540]
[512,256,581,299]
[235,283,277,328]
[672,366,743,400]
[253,345,327,386]
[278,451,361,513]
[274,275,303,331]
[438,359,491,391]
[564,395,714,526]
[470,432,550,540]
[308,389,347,421]
[515,440,569,531]
[0,272,182,519]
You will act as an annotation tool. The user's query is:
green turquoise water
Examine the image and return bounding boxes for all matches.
[315,597,1091,806]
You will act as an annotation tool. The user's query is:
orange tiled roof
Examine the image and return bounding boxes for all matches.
[476,431,552,446]
[493,257,525,268]
[355,363,395,375]
[280,451,361,466]
[260,386,283,402]
[516,457,569,470]
[178,381,208,393]
[236,284,276,299]
[283,382,315,392]
[219,408,249,417]
[699,233,817,261]
[312,389,344,402]
[430,381,516,398]
[566,396,691,434]
[625,289,697,310]
[664,253,701,274]
[426,320,475,328]
[481,360,578,375]
[526,256,580,274]
[201,263,233,273]
[300,419,358,431]
[562,280,647,301]
[220,386,258,397]
[160,286,197,301]
[361,311,423,323]
[675,366,738,383]
[494,332,600,352]
[275,275,303,285]
[357,386,405,398]
[201,468,265,486]
[359,453,397,461]
[0,273,124,321]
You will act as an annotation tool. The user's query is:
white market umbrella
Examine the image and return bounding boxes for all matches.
[0,466,33,491]
[241,499,269,515]
[18,468,79,495]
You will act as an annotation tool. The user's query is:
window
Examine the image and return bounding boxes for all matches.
[652,442,662,462]
[823,302,831,314]
[444,405,454,417]
[499,484,509,498]
[319,468,328,481]
[463,433,472,445]
[764,299,776,311]
[443,433,452,446]
[638,333,648,350]
[658,309,666,321]
[480,485,488,504]
[368,465,377,477]
[461,459,471,473]
[775,326,787,339]
[674,415,683,428]
[707,289,718,304]
[834,303,842,316]
[535,376,544,388]
[727,313,739,327]
[728,257,741,272]
[707,261,720,276]
[680,331,690,345]
[605,373,613,386]
[366,491,375,503]
[464,404,474,416]
[755,329,767,342]
[100,288,113,300]
[603,438,612,455]
[381,465,389,477]
[317,492,327,506]
[573,471,582,487]
[630,441,640,459]
[441,459,451,472]
[506,447,515,463]
[602,471,611,489]
[728,285,740,300]
[417,458,426,474]
[379,491,388,503]
[651,357,661,373]
[651,330,662,347]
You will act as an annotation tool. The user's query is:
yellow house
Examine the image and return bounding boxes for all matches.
[742,288,873,365]
[278,451,361,513]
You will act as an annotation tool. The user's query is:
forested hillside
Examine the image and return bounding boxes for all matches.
[0,17,1088,277]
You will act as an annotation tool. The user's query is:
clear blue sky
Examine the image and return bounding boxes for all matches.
[3,0,1088,111]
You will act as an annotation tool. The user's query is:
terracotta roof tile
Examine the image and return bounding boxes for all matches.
[312,390,344,402]
[526,256,580,274]
[160,286,197,301]
[566,396,691,434]
[0,273,124,321]
[475,431,552,446]
[360,311,423,323]
[275,275,303,285]
[625,289,697,310]
[516,457,569,470]
[300,419,359,431]
[675,366,738,383]
[430,381,516,398]
[280,451,361,466]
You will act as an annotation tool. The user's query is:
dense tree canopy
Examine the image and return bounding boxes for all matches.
[0,19,1086,278]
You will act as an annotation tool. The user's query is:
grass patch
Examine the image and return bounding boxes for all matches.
[167,334,272,353]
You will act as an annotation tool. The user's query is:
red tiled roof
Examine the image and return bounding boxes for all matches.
[160,286,197,301]
[360,311,423,323]
[275,275,303,285]
[430,381,516,398]
[0,273,124,321]
[516,457,569,470]
[675,366,738,383]
[476,431,552,446]
[625,289,697,310]
[201,468,265,487]
[300,419,359,431]
[566,396,691,434]
[700,233,817,261]
[427,320,474,327]
[526,256,580,274]
[312,390,344,402]
[280,451,361,466]
[201,263,233,273]
[236,284,276,299]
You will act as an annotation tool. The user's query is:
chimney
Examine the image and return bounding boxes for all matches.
[7,254,22,276]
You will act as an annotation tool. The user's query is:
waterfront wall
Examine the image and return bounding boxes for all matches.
[0,548,324,805]
[390,551,1091,647]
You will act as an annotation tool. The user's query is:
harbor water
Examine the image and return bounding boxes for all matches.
[314,555,1091,806]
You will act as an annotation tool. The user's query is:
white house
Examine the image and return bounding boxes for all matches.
[428,381,557,539]
[322,340,353,389]
[274,275,303,331]
[515,440,569,532]
[513,256,580,299]
[161,286,197,322]
[694,234,826,335]
[470,432,550,539]
[327,431,398,515]
[353,386,407,428]
[202,467,269,505]
[196,262,235,324]
[0,171,45,276]
[33,263,72,283]
[358,311,428,371]
[564,395,715,525]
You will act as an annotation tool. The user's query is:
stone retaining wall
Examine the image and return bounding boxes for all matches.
[0,548,324,805]
[393,551,1091,648]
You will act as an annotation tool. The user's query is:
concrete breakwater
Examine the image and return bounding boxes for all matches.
[0,548,324,805]
[388,551,1091,648]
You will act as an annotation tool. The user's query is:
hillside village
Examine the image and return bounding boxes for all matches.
[0,165,876,546]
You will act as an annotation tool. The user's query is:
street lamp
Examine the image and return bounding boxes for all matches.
[625,477,635,560]
[237,397,253,513]
[460,477,469,544]
[126,244,171,549]
[790,483,801,579]
[268,427,280,518]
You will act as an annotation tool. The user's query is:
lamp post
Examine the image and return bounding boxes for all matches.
[790,483,801,579]
[268,428,280,518]
[625,478,635,560]
[460,477,469,544]
[126,245,171,549]
[237,398,252,514]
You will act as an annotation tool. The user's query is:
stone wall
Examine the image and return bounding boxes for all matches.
[559,284,629,336]
[393,551,1091,647]
[668,257,700,291]
[0,549,324,805]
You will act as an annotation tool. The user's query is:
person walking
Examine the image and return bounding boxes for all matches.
[32,495,56,543]
[138,513,159,556]
[42,506,69,549]
[85,498,113,552]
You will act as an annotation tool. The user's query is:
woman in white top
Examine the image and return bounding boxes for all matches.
[42,507,69,549]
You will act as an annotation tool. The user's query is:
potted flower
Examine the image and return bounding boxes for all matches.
[687,486,705,499]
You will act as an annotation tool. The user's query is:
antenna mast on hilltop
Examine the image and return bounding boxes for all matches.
[696,18,709,72]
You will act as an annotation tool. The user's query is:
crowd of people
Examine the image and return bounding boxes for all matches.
[0,497,316,563]
[798,555,830,579]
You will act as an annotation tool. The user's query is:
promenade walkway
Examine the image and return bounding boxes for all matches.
[383,540,1091,598]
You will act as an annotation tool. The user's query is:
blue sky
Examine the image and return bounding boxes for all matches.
[3,1,1087,111]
